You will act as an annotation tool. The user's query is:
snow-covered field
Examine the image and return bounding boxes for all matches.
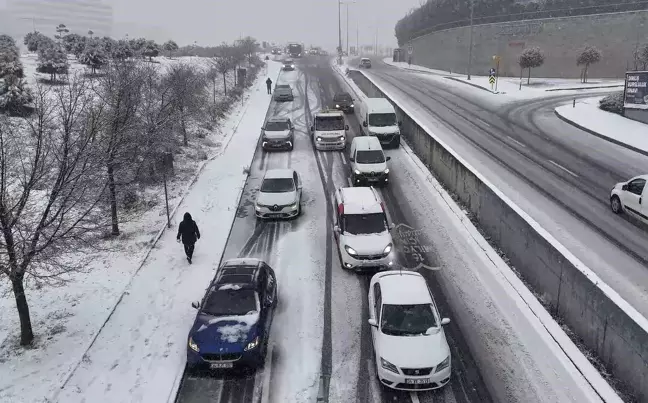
[0,55,279,403]
[555,96,648,154]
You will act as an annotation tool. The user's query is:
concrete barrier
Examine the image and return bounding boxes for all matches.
[348,70,648,401]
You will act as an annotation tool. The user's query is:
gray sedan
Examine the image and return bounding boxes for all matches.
[273,85,294,102]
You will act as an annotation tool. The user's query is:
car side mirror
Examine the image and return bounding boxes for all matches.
[441,318,451,326]
[362,121,368,127]
[622,184,628,191]
[368,318,378,327]
[386,156,391,161]
[398,121,403,127]
[191,301,199,309]
[349,156,354,162]
[264,298,273,307]
[389,223,395,230]
[345,125,349,130]
[333,225,341,234]
[310,126,314,132]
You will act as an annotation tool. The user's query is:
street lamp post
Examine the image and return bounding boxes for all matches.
[338,0,343,64]
[467,0,474,80]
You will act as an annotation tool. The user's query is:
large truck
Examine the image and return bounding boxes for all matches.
[287,43,304,58]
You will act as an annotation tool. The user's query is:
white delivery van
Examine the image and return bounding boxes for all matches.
[610,174,648,224]
[359,98,401,149]
[310,109,348,151]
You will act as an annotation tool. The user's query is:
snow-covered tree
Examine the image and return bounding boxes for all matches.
[163,40,179,58]
[518,47,545,85]
[163,63,207,146]
[635,43,648,70]
[79,38,108,74]
[37,45,69,81]
[0,74,33,114]
[24,31,49,52]
[111,39,134,61]
[0,36,24,78]
[577,45,602,83]
[54,23,69,44]
[142,40,160,61]
[129,37,147,56]
[63,33,86,57]
[102,36,116,56]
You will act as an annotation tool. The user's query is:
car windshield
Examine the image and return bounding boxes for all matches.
[334,93,352,102]
[356,150,385,164]
[381,304,438,336]
[261,177,295,193]
[316,116,345,131]
[343,213,386,235]
[277,85,290,89]
[265,121,290,131]
[202,289,258,316]
[368,113,397,127]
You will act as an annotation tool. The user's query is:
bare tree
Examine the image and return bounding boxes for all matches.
[164,63,206,146]
[635,43,648,71]
[518,47,545,85]
[213,54,234,97]
[94,62,145,235]
[0,77,107,345]
[577,45,602,83]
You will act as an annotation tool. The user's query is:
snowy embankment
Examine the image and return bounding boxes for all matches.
[333,61,624,402]
[0,58,278,403]
[381,57,624,98]
[555,96,648,155]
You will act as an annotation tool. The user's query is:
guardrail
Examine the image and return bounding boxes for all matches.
[343,67,648,402]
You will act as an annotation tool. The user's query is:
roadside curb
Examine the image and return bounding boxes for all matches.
[444,76,494,93]
[554,109,648,158]
[50,65,277,403]
[545,84,623,92]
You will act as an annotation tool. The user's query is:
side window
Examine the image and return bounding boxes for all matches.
[373,283,381,320]
[266,268,276,296]
[258,269,267,302]
[628,179,646,196]
[293,172,299,187]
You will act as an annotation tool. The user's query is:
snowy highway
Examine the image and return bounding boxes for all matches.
[174,58,492,403]
[354,61,648,320]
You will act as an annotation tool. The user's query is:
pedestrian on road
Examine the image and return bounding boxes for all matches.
[177,212,200,264]
[266,77,272,94]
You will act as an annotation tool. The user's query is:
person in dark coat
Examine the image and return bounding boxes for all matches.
[266,78,272,94]
[177,212,200,264]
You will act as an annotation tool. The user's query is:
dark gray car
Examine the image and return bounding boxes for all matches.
[262,117,295,151]
[274,84,294,102]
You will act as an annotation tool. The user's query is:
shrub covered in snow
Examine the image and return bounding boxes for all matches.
[0,75,33,114]
[79,38,108,74]
[599,92,624,115]
[0,35,24,78]
[37,45,69,81]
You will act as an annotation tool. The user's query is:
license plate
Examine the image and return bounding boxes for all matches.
[368,178,379,182]
[405,378,431,384]
[267,213,282,217]
[210,363,233,369]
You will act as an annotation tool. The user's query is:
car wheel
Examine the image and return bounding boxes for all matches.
[611,196,622,214]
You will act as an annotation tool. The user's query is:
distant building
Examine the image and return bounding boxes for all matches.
[6,0,113,41]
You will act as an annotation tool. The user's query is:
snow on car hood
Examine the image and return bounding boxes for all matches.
[257,190,297,206]
[192,312,259,349]
[264,130,291,139]
[343,232,390,255]
[377,329,450,369]
[355,162,387,173]
[369,126,399,135]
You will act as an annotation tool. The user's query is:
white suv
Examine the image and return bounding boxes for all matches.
[255,169,302,219]
[368,271,451,391]
[333,187,394,271]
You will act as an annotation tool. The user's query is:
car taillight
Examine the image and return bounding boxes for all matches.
[338,203,344,215]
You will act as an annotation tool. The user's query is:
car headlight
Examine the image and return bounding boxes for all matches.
[344,245,358,256]
[291,64,295,68]
[383,243,392,254]
[435,356,450,372]
[338,136,345,141]
[188,337,199,352]
[336,104,340,108]
[316,137,322,142]
[380,357,399,374]
[244,336,260,351]
[350,104,354,107]
[354,169,361,175]
[384,168,389,174]
[290,203,298,210]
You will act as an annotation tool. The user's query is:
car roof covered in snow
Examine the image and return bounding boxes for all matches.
[264,168,294,179]
[276,84,291,89]
[352,136,382,151]
[361,58,370,61]
[315,109,344,117]
[338,187,382,215]
[375,271,432,305]
[267,117,290,123]
[214,258,264,289]
[365,98,394,114]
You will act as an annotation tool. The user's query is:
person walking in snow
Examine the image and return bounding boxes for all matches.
[177,212,200,264]
[266,77,272,94]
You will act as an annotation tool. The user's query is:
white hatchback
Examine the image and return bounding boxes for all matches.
[255,169,302,219]
[368,271,451,391]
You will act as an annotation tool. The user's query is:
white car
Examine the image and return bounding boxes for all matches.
[350,136,390,186]
[610,174,648,223]
[255,169,302,219]
[333,187,394,271]
[368,271,451,391]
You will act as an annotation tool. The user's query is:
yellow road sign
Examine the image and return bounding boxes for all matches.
[489,76,496,84]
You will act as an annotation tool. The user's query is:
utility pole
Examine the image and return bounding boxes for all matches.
[356,21,359,56]
[338,0,343,64]
[346,3,349,56]
[467,0,474,80]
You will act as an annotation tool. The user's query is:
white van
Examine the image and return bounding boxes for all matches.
[349,136,390,186]
[360,98,401,149]
[311,109,348,151]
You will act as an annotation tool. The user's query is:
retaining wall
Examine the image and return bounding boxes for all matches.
[349,70,648,401]
[408,10,648,78]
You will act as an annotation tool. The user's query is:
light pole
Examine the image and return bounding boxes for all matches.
[467,0,474,80]
[338,0,343,64]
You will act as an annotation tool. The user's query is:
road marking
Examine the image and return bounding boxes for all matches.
[549,160,579,177]
[506,136,526,148]
[260,343,274,403]
[367,359,381,403]
[410,392,421,403]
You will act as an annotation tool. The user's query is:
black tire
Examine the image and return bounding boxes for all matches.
[611,196,623,214]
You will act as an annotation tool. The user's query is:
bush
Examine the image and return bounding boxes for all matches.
[599,92,624,115]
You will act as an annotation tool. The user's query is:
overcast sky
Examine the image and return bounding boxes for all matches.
[109,0,420,49]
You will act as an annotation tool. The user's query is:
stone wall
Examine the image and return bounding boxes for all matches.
[409,11,648,78]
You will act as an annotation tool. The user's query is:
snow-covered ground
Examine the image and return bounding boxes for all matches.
[333,60,623,402]
[381,57,624,99]
[0,57,280,403]
[555,96,648,154]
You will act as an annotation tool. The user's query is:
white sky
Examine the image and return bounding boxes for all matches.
[108,0,421,49]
